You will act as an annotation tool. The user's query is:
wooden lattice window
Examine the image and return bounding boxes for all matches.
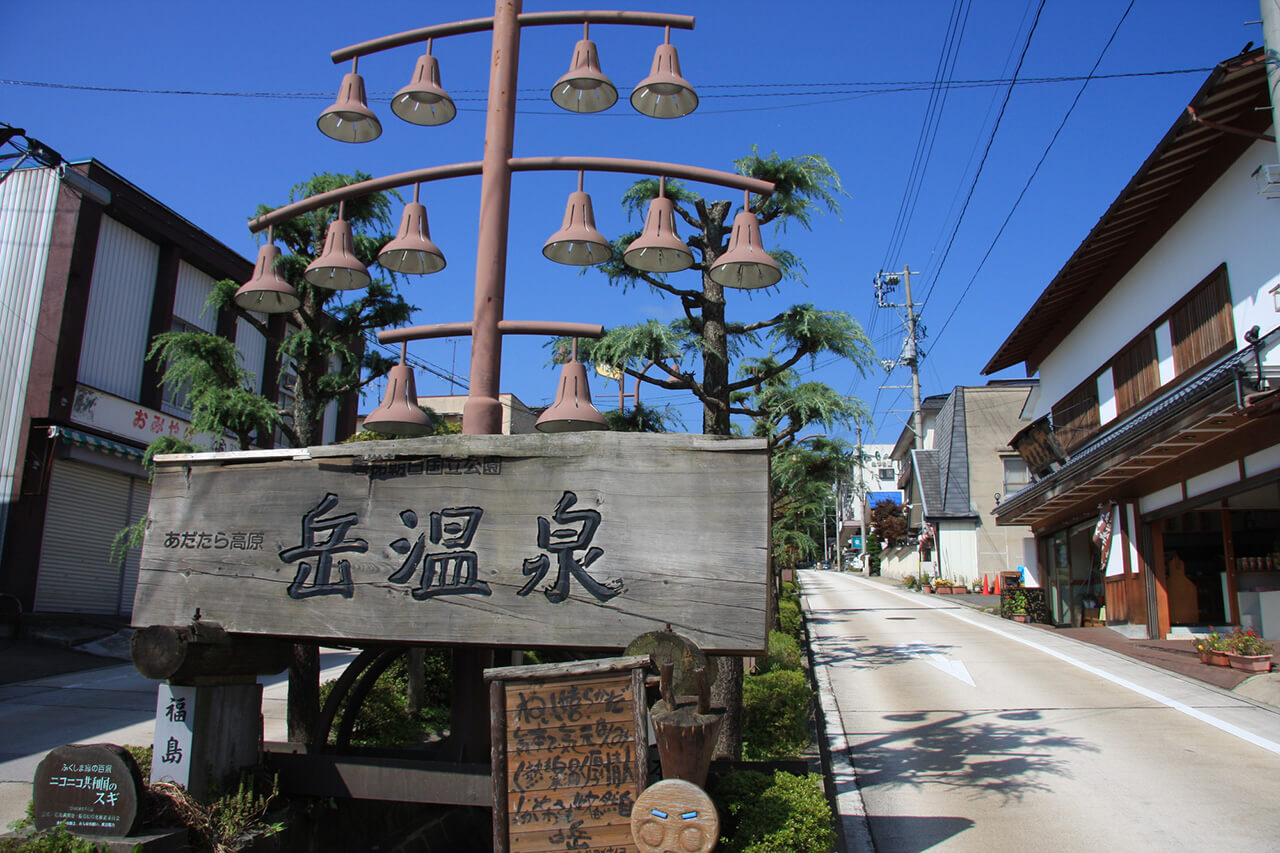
[1112,331,1159,415]
[1051,376,1100,454]
[1171,266,1233,374]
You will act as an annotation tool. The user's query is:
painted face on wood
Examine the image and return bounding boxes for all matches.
[631,779,719,853]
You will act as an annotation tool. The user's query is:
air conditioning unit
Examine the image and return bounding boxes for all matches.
[1253,164,1280,199]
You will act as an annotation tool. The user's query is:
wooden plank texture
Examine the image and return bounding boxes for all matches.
[491,658,647,853]
[133,433,769,651]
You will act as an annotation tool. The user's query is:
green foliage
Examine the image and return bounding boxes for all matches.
[1195,631,1227,654]
[602,401,682,433]
[319,650,451,747]
[151,770,282,853]
[0,822,101,852]
[757,630,803,674]
[902,573,917,589]
[770,436,857,570]
[1227,628,1272,657]
[709,770,835,853]
[866,532,882,573]
[776,598,802,643]
[741,669,812,760]
[1005,590,1028,615]
[128,745,152,780]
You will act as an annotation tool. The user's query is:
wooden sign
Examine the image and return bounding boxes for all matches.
[32,744,143,837]
[631,780,719,853]
[133,433,769,652]
[488,656,650,853]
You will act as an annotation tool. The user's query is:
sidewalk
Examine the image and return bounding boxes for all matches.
[850,570,1280,709]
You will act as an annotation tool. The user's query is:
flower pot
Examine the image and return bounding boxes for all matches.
[1227,653,1273,673]
[921,585,933,594]
[1011,614,1027,623]
[1206,650,1230,667]
[1197,649,1212,665]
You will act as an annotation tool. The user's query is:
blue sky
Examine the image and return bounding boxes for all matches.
[1,0,1268,444]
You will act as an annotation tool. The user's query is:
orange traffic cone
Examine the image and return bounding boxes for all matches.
[993,574,1002,596]
[982,574,990,595]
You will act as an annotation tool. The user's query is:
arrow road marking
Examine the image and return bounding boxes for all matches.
[908,644,975,686]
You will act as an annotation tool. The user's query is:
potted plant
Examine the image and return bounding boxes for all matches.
[1194,632,1229,666]
[933,580,951,594]
[1007,591,1028,622]
[971,580,983,593]
[1225,628,1273,673]
[902,574,917,590]
[920,578,934,594]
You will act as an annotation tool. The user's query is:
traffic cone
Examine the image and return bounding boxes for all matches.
[982,574,990,595]
[993,574,1002,596]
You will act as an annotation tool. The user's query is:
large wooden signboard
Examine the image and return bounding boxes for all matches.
[488,657,650,853]
[133,433,769,652]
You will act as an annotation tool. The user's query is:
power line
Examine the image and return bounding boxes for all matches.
[927,0,1137,355]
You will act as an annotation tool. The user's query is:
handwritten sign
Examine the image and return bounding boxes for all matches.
[32,744,143,837]
[488,657,650,853]
[133,433,770,653]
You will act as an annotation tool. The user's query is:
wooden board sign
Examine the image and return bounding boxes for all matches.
[488,657,650,853]
[132,433,769,652]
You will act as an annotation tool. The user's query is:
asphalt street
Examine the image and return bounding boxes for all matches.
[0,649,355,831]
[801,570,1280,852]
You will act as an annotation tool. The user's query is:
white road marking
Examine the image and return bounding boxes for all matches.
[911,646,976,686]
[838,573,1280,757]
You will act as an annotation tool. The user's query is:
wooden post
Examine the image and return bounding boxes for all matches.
[650,666,723,789]
[1152,519,1170,639]
[1222,504,1239,625]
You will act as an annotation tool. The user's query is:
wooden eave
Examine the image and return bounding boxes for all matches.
[984,49,1270,377]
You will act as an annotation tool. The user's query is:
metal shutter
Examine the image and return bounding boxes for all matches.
[34,460,139,615]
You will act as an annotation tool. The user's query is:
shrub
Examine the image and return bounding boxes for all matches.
[902,574,917,589]
[777,598,803,641]
[742,669,812,760]
[757,630,803,674]
[319,649,451,747]
[710,770,835,853]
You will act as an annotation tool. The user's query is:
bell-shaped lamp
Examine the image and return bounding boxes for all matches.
[305,203,372,290]
[708,198,782,289]
[543,172,612,265]
[536,341,609,433]
[234,236,301,314]
[551,26,618,114]
[379,184,446,274]
[318,60,382,143]
[363,356,436,436]
[623,178,693,273]
[630,29,698,119]
[392,41,456,127]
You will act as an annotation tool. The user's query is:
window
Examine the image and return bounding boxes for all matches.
[1171,266,1233,374]
[877,468,894,482]
[1112,331,1159,415]
[1051,376,1100,454]
[1002,456,1030,495]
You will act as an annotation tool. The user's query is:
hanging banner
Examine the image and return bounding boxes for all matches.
[132,433,770,653]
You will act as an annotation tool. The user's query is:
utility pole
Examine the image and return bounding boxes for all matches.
[875,265,926,449]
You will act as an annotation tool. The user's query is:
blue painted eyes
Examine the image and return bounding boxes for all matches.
[650,809,668,818]
[681,812,698,819]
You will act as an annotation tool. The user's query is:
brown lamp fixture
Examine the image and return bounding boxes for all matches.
[392,40,457,127]
[305,201,372,290]
[318,58,382,143]
[707,191,781,289]
[551,23,618,114]
[536,338,609,432]
[543,171,612,266]
[630,27,698,119]
[379,183,447,274]
[234,228,301,314]
[363,344,436,435]
[623,176,693,273]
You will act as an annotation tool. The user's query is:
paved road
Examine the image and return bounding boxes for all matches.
[801,570,1280,852]
[0,650,355,830]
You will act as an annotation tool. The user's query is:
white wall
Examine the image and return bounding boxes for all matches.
[936,520,977,584]
[1031,137,1280,418]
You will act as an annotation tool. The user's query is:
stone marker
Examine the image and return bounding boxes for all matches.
[33,744,143,837]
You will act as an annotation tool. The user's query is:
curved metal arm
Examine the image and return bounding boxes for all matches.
[247,156,774,232]
[377,320,605,345]
[331,11,696,63]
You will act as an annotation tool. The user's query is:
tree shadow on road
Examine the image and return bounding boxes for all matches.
[807,640,960,670]
[848,708,1099,804]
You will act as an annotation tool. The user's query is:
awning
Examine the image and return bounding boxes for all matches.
[47,425,145,462]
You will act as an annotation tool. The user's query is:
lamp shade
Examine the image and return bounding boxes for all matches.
[363,363,436,435]
[708,210,782,290]
[551,39,618,114]
[543,190,612,265]
[630,43,698,119]
[305,217,372,290]
[623,195,693,273]
[378,201,446,274]
[536,358,609,433]
[392,52,456,127]
[318,72,382,143]
[234,243,301,314]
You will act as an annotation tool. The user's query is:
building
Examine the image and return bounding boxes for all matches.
[837,443,896,568]
[879,383,1037,588]
[984,49,1280,636]
[0,158,353,617]
[417,393,539,434]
